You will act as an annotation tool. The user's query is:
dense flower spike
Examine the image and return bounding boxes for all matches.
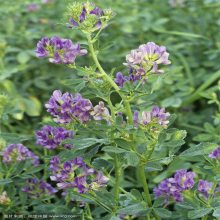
[36,36,87,64]
[91,101,110,121]
[209,146,220,160]
[154,169,195,203]
[45,90,93,124]
[49,156,108,193]
[133,106,170,128]
[2,144,39,166]
[22,178,57,198]
[198,180,213,199]
[67,2,113,31]
[124,42,171,75]
[35,125,74,150]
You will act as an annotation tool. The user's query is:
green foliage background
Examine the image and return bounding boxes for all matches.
[0,0,220,218]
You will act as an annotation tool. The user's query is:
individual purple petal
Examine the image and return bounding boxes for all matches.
[209,146,220,159]
[79,7,87,22]
[69,18,79,27]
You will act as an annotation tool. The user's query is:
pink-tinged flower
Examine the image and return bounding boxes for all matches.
[91,101,110,121]
[36,36,87,64]
[2,144,39,166]
[49,156,108,193]
[124,42,171,75]
[22,178,57,198]
[35,125,73,150]
[209,146,220,160]
[198,180,213,199]
[0,191,11,205]
[45,90,93,124]
[133,106,170,128]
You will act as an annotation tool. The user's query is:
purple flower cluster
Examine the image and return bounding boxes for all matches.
[68,2,104,30]
[209,146,220,160]
[198,180,213,199]
[22,178,57,198]
[133,106,170,128]
[50,156,108,193]
[2,144,39,166]
[36,36,87,64]
[45,90,93,124]
[114,72,141,88]
[35,125,74,150]
[124,42,171,75]
[154,169,195,203]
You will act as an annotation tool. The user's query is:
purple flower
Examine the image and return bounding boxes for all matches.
[36,36,87,64]
[154,178,183,203]
[27,3,39,12]
[174,169,195,190]
[49,156,108,193]
[209,146,220,160]
[71,93,93,123]
[35,125,73,150]
[124,42,171,75]
[67,2,105,30]
[133,106,170,128]
[114,71,142,88]
[198,180,213,199]
[154,170,195,203]
[45,90,93,124]
[2,144,39,166]
[114,72,128,88]
[91,101,110,121]
[22,178,57,198]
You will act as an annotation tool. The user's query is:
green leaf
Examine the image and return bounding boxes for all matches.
[188,208,212,219]
[145,162,163,172]
[102,146,128,153]
[125,152,139,167]
[180,143,217,158]
[70,138,109,150]
[117,203,151,215]
[23,96,42,116]
[0,179,13,185]
[213,208,220,217]
[17,51,30,64]
[154,208,172,218]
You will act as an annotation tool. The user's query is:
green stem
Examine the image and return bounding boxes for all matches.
[114,154,120,205]
[86,204,93,220]
[202,216,208,220]
[86,34,133,125]
[43,148,48,180]
[139,164,161,220]
[139,164,152,207]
